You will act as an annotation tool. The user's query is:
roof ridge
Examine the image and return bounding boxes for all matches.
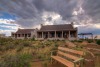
[43,24,71,26]
[18,29,34,30]
[19,28,34,29]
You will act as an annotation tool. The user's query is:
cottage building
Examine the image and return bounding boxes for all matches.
[11,29,36,39]
[36,23,78,40]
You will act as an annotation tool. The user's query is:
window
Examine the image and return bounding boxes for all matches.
[18,34,20,37]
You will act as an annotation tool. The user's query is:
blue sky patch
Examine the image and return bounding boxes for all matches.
[0,12,16,20]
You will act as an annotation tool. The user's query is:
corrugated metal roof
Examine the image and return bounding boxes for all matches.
[15,29,34,34]
[39,24,76,31]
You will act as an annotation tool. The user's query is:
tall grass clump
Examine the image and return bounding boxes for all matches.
[0,53,32,67]
[0,37,13,45]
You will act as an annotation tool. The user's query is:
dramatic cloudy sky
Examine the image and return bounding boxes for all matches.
[0,0,100,36]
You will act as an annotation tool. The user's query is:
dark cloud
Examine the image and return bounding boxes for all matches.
[82,0,100,23]
[0,0,100,35]
[0,0,78,28]
[44,0,78,20]
[46,17,52,21]
[78,25,100,35]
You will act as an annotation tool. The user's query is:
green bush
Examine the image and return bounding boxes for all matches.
[87,39,93,43]
[96,39,100,45]
[31,37,35,41]
[71,40,83,43]
[13,40,20,45]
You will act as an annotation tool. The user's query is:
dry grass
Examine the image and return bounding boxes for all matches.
[0,37,100,67]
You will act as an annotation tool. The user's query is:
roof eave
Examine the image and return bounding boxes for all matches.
[37,29,77,32]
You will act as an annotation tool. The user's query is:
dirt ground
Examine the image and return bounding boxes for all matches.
[31,61,65,67]
[31,61,43,67]
[31,56,100,67]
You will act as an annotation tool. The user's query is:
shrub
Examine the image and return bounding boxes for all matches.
[31,37,35,41]
[71,40,83,43]
[21,41,31,47]
[0,53,32,67]
[87,39,93,43]
[54,44,59,47]
[13,40,20,45]
[96,39,100,45]
[17,45,24,52]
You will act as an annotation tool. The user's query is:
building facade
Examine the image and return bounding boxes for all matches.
[36,23,78,40]
[11,29,37,39]
[11,23,78,40]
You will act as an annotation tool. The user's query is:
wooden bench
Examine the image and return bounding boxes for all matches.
[51,47,85,67]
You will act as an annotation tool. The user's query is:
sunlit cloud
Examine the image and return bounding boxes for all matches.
[0,19,20,36]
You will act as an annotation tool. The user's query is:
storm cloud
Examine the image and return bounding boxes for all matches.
[82,0,100,23]
[0,0,79,28]
[0,0,100,34]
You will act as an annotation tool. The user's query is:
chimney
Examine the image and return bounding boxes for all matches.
[41,24,43,27]
[71,22,74,25]
[36,28,38,30]
[18,28,20,30]
[71,22,75,28]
